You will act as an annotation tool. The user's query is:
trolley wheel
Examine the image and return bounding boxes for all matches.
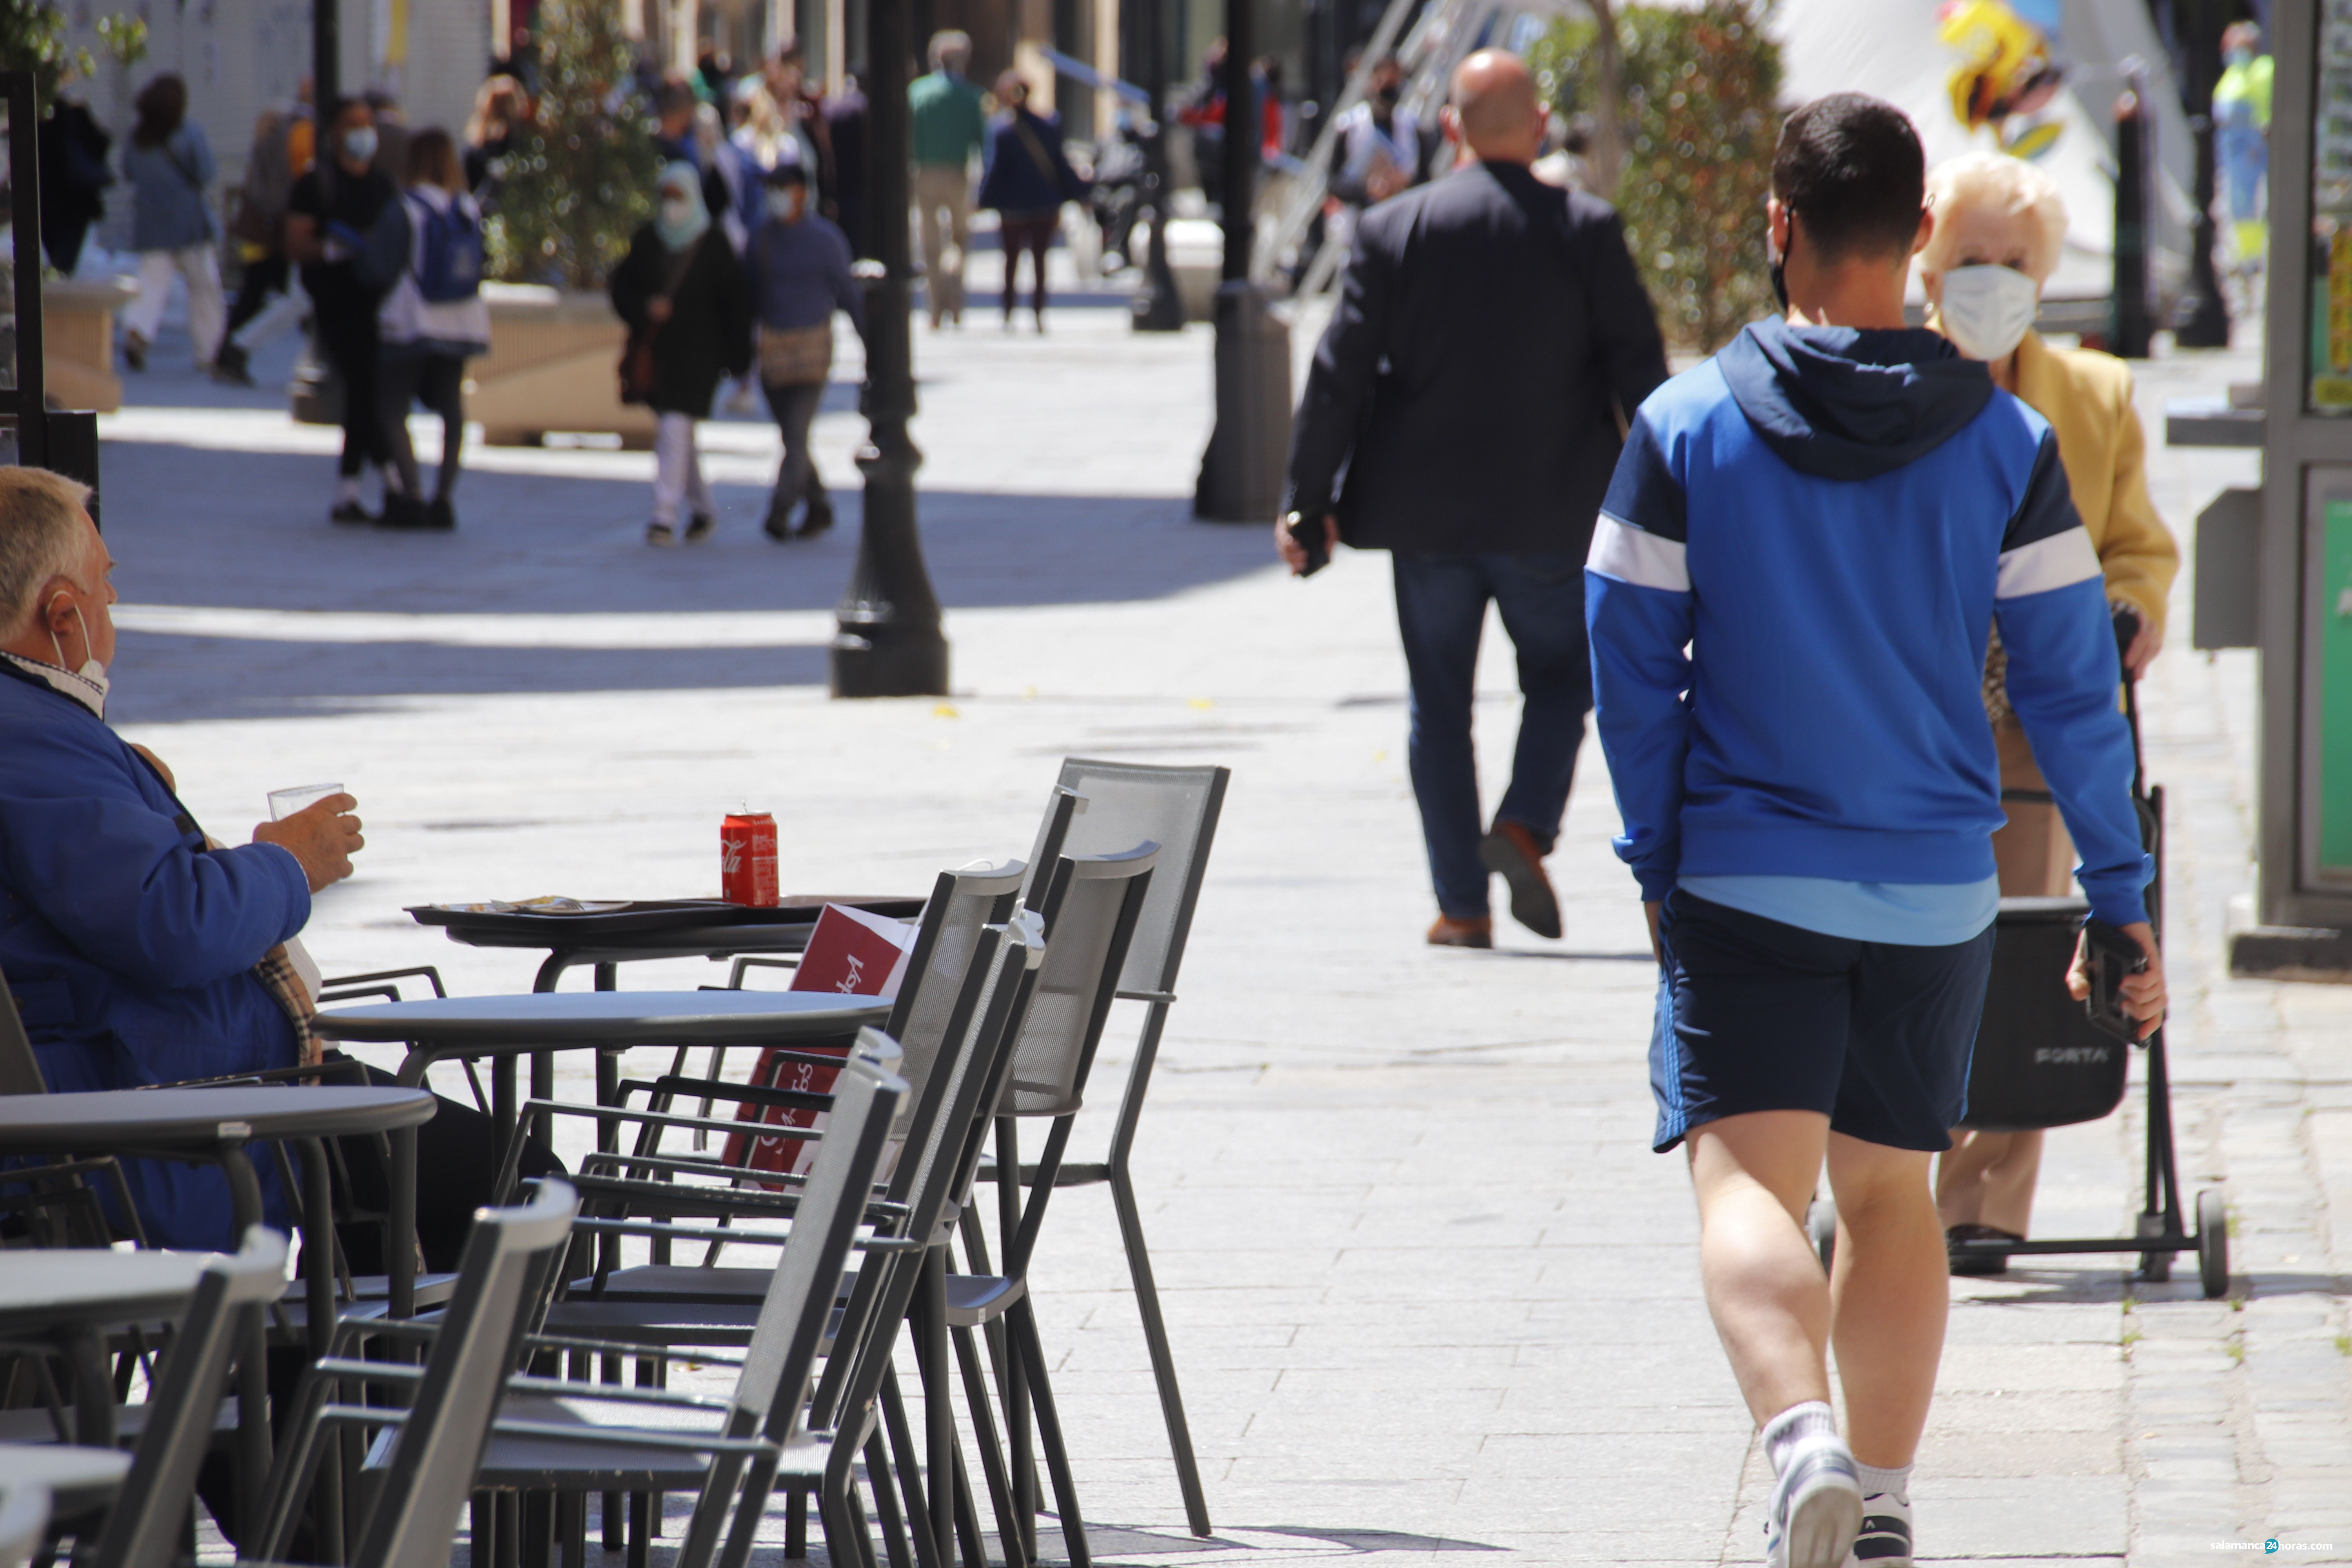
[1808,1196,1837,1276]
[2197,1189,2230,1299]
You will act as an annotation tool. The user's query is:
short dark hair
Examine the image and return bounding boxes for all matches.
[762,159,809,187]
[1772,93,1926,263]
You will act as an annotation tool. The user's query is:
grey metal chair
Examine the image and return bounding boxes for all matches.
[57,1229,291,1568]
[464,1030,913,1568]
[947,844,1157,1568]
[984,759,1228,1537]
[0,1482,49,1568]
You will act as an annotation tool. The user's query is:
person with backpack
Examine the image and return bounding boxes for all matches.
[120,74,226,374]
[745,158,865,540]
[609,162,753,545]
[284,97,402,525]
[367,129,490,531]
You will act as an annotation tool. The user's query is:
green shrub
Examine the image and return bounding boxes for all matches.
[484,0,659,290]
[1529,1,1783,351]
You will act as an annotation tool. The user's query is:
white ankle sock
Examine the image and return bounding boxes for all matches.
[1761,1400,1838,1475]
[1855,1461,1911,1501]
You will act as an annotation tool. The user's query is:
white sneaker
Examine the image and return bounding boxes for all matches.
[1846,1491,1912,1567]
[1764,1430,1862,1568]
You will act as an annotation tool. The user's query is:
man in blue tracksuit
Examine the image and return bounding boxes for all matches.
[1585,96,2166,1568]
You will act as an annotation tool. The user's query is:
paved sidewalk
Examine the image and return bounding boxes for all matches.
[96,311,2352,1565]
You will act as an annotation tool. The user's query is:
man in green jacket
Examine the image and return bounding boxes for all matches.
[909,30,987,327]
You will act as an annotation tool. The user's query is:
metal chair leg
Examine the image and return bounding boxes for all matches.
[949,1324,1026,1568]
[879,1367,943,1568]
[1112,1165,1213,1535]
[864,1430,915,1568]
[1010,1299,1090,1568]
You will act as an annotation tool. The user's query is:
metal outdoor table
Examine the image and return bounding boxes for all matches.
[0,1249,207,1446]
[312,991,891,1168]
[0,1086,437,1529]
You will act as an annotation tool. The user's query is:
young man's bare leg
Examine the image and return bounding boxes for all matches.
[1688,1110,1861,1568]
[1826,1131,1947,1466]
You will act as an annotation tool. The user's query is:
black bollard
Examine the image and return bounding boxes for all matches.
[2174,0,2232,348]
[2112,73,2154,359]
[1131,0,1187,332]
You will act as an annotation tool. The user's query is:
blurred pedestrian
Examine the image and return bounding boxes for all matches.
[2213,20,2271,269]
[217,103,305,387]
[39,72,112,276]
[363,90,412,184]
[1917,150,2178,1268]
[1280,49,1667,947]
[464,75,530,197]
[746,161,864,541]
[370,129,490,532]
[909,30,986,327]
[285,97,401,524]
[610,162,753,546]
[825,69,871,258]
[652,75,733,222]
[120,73,225,374]
[977,73,1084,332]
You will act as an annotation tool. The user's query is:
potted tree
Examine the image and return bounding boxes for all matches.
[471,0,661,446]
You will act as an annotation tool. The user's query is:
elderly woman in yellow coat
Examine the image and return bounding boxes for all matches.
[1920,150,2180,1270]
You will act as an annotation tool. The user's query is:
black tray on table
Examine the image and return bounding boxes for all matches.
[407,896,928,942]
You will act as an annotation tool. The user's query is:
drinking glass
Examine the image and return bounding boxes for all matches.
[267,783,346,820]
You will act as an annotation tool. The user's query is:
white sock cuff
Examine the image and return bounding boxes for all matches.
[1760,1400,1837,1473]
[1855,1461,1911,1500]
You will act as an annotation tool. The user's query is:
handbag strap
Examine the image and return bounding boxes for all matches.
[658,232,706,304]
[1011,117,1059,189]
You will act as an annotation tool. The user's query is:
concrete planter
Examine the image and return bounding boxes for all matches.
[468,283,656,448]
[42,276,138,413]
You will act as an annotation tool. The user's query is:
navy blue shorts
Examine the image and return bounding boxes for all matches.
[1649,889,1996,1154]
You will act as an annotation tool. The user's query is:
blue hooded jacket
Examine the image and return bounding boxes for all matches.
[0,662,309,1247]
[1584,317,2151,929]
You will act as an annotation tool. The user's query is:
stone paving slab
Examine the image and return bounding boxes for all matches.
[97,314,2350,1566]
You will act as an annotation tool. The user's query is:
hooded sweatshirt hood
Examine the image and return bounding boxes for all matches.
[1717,316,1993,481]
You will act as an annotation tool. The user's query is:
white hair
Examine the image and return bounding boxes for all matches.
[0,468,94,639]
[1922,150,2069,282]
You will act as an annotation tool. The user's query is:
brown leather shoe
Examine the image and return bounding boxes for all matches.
[1426,914,1494,949]
[1479,820,1563,939]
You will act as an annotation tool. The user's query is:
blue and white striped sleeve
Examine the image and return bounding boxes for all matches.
[1586,410,1694,903]
[1993,426,2154,927]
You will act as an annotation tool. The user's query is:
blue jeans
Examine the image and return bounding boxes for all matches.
[1392,552,1593,919]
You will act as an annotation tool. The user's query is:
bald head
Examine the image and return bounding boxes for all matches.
[1449,49,1544,163]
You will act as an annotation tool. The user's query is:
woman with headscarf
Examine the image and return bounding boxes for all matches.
[609,162,753,544]
[120,73,226,373]
[1917,151,2179,1271]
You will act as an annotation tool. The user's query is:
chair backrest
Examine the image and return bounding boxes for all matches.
[93,1227,290,1568]
[1048,760,1229,996]
[1004,845,1157,1120]
[1016,786,1087,913]
[0,965,51,1095]
[732,1031,904,1440]
[812,915,1044,1430]
[0,1481,49,1568]
[348,1180,581,1568]
[880,860,1024,1122]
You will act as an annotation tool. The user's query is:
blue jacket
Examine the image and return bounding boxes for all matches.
[0,663,308,1247]
[976,108,1081,216]
[1585,318,2151,927]
[124,123,217,252]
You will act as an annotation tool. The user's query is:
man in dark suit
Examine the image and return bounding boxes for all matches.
[1280,49,1668,949]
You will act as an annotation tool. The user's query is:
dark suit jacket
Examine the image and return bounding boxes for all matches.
[1285,160,1669,555]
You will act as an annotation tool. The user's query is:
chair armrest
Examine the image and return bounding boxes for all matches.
[626,1074,837,1114]
[142,1058,375,1091]
[505,1375,733,1411]
[488,1418,778,1458]
[571,1216,919,1253]
[725,955,802,987]
[521,1098,819,1143]
[1114,989,1176,1004]
[320,965,447,999]
[519,1331,746,1368]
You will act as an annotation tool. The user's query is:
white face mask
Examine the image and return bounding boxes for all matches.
[766,187,804,221]
[47,598,108,715]
[1938,263,2040,363]
[342,126,379,164]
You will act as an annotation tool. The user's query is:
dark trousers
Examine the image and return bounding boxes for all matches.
[316,308,386,479]
[1392,551,1593,918]
[42,218,90,278]
[381,351,466,501]
[998,211,1056,319]
[762,378,828,520]
[226,252,289,340]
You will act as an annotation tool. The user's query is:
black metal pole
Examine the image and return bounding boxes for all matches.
[1218,0,1253,284]
[2174,0,2230,347]
[1192,0,1289,523]
[8,70,48,472]
[2112,71,2153,359]
[1131,0,1185,330]
[831,0,949,697]
[314,0,339,116]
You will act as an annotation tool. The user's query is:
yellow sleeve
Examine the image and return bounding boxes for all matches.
[2097,383,2180,641]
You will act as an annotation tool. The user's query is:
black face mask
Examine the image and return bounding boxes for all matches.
[1375,84,1400,107]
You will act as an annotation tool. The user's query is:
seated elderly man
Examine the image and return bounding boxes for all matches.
[0,466,555,1258]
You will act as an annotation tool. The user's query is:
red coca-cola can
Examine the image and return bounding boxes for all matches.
[720,813,779,906]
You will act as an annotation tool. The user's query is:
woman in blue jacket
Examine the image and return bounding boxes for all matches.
[976,74,1084,331]
[119,74,226,374]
